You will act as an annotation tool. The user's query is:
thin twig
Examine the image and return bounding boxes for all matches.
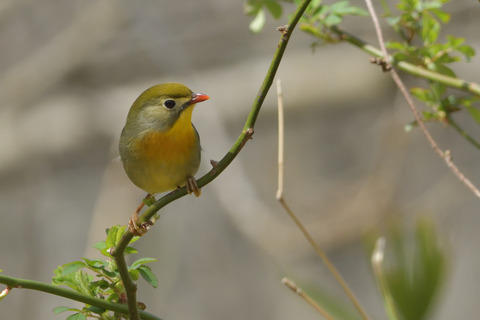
[276,79,285,201]
[282,277,334,320]
[275,81,371,320]
[364,0,480,199]
[446,114,480,151]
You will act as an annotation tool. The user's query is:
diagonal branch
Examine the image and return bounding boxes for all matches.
[0,274,160,320]
[364,0,480,199]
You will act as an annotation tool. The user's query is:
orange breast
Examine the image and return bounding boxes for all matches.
[135,127,197,163]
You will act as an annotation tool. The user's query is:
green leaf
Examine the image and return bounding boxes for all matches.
[265,0,282,19]
[431,8,450,23]
[124,246,139,255]
[323,13,342,26]
[446,35,464,48]
[129,269,140,281]
[386,41,407,51]
[432,63,456,78]
[329,0,349,12]
[74,271,93,295]
[392,51,411,62]
[244,0,261,16]
[105,225,121,249]
[310,0,323,8]
[330,1,367,16]
[421,14,439,44]
[423,1,442,10]
[130,257,158,270]
[83,258,107,270]
[350,6,368,16]
[465,106,480,125]
[386,16,401,26]
[139,265,158,288]
[249,9,266,33]
[115,226,127,245]
[430,82,446,98]
[61,261,86,276]
[53,306,81,314]
[129,235,141,244]
[107,292,120,303]
[382,219,448,320]
[457,45,476,62]
[52,267,81,291]
[93,241,106,250]
[90,279,110,290]
[66,313,87,320]
[410,87,433,103]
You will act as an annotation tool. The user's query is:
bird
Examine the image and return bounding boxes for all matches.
[119,82,209,234]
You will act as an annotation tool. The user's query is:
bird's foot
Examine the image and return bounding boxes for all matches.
[186,176,201,197]
[128,194,155,236]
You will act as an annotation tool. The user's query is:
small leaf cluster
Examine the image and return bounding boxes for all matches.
[244,0,285,33]
[244,0,367,36]
[384,0,479,131]
[407,86,480,131]
[294,0,368,44]
[51,226,158,320]
[386,0,475,74]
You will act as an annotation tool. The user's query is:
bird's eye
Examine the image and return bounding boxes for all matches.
[164,100,176,109]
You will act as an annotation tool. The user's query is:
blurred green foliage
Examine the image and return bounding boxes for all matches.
[366,218,448,320]
[52,226,157,320]
[244,0,480,149]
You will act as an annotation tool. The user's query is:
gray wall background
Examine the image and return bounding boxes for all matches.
[1,1,479,319]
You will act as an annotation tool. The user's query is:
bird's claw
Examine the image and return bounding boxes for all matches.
[128,194,154,236]
[186,176,201,197]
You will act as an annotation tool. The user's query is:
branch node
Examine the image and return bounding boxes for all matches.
[210,159,219,175]
[277,25,288,34]
[277,25,290,41]
[369,57,392,72]
[245,127,254,138]
[444,149,451,160]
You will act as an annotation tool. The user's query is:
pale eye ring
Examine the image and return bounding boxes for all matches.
[164,100,176,109]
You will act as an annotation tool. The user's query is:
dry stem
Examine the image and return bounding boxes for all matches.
[282,277,334,320]
[276,79,371,320]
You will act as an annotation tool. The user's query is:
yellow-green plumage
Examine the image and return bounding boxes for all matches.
[119,83,208,195]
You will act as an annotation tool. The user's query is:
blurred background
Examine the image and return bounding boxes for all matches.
[1,0,479,319]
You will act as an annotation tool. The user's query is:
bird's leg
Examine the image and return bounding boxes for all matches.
[186,176,201,197]
[128,193,154,236]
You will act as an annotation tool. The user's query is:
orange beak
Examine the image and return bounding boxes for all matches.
[188,92,210,105]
